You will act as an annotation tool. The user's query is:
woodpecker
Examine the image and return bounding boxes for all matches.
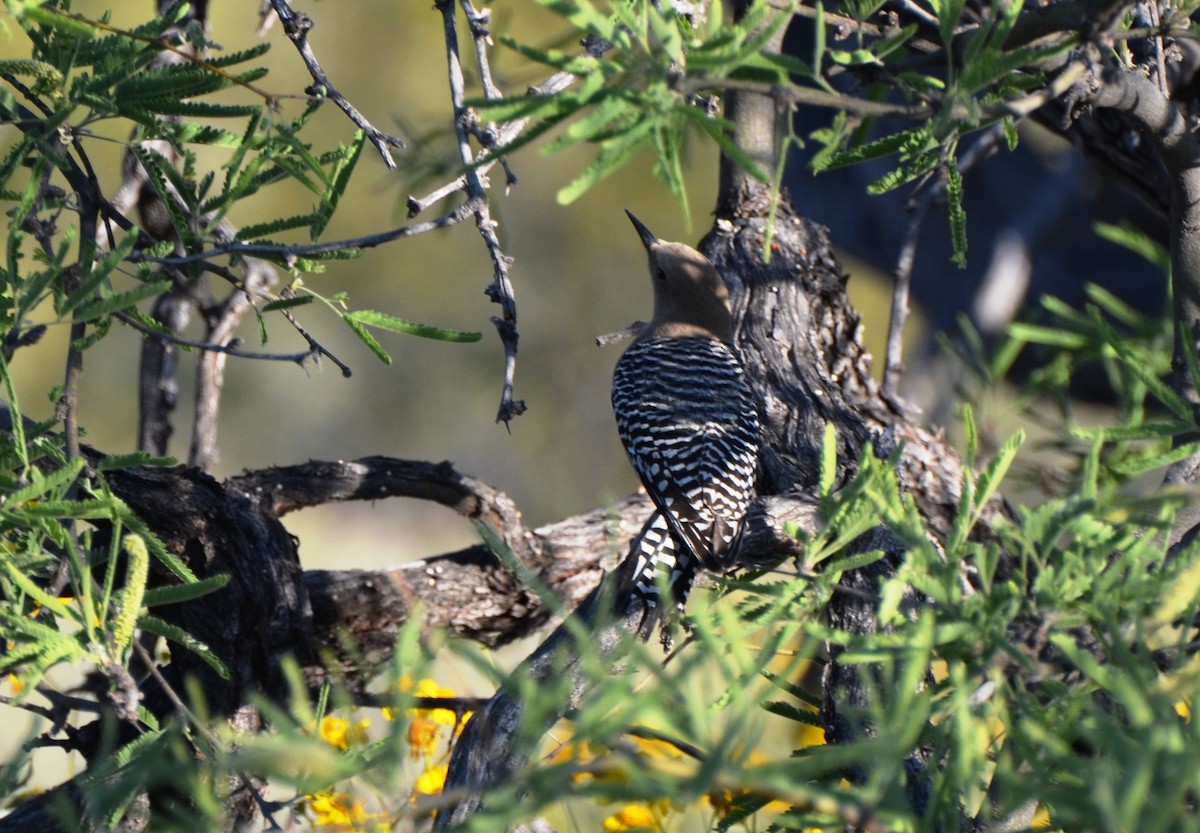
[612,212,760,606]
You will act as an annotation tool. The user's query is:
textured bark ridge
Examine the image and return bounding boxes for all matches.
[704,195,967,536]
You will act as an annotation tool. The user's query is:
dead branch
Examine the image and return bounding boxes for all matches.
[267,0,406,167]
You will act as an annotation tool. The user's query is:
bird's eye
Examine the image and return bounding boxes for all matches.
[655,267,667,282]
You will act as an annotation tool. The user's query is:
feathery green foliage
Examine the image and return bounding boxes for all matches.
[3,1,1200,831]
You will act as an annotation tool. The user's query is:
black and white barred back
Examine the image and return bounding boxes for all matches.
[612,335,760,605]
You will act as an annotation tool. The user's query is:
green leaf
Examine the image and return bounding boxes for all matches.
[203,42,272,68]
[534,0,617,41]
[677,106,769,182]
[135,99,261,119]
[819,422,837,498]
[946,163,967,267]
[1092,310,1189,419]
[137,614,230,680]
[762,699,821,723]
[73,279,172,323]
[961,402,978,468]
[238,213,320,241]
[115,63,229,103]
[310,130,366,239]
[933,0,966,47]
[867,150,937,194]
[1092,221,1169,273]
[542,91,639,154]
[0,59,62,83]
[813,1,827,79]
[0,352,27,471]
[1006,322,1090,349]
[652,123,690,228]
[492,34,603,77]
[0,559,72,619]
[958,41,1071,96]
[142,573,231,608]
[822,547,887,575]
[4,458,86,507]
[1110,439,1200,476]
[344,310,482,343]
[20,6,99,38]
[974,430,1022,518]
[130,145,191,241]
[812,128,926,173]
[1002,116,1019,150]
[466,86,569,123]
[1070,422,1192,443]
[829,48,881,66]
[71,315,113,351]
[1084,283,1153,330]
[343,315,392,365]
[60,234,139,315]
[115,505,197,583]
[557,119,656,204]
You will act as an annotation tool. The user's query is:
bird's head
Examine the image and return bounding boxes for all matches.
[625,211,734,342]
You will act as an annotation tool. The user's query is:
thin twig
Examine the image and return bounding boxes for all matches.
[406,35,612,219]
[131,200,478,267]
[275,300,353,378]
[1147,2,1168,96]
[437,0,526,424]
[882,126,1004,399]
[115,310,324,368]
[62,236,94,465]
[882,198,930,399]
[132,639,220,748]
[268,0,405,168]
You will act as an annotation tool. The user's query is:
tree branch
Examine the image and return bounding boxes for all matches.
[436,0,525,425]
[267,0,406,167]
[130,198,480,267]
[189,257,277,470]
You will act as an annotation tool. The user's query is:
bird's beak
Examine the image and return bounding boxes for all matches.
[625,210,658,250]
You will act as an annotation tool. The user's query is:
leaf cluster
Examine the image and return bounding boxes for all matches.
[471,0,797,224]
[445,387,1200,831]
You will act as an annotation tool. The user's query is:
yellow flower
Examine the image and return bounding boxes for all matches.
[1176,700,1192,721]
[602,804,660,832]
[395,678,467,757]
[1032,805,1052,829]
[305,791,366,827]
[415,763,449,796]
[314,715,370,751]
[385,677,462,725]
[408,716,442,759]
[4,673,24,695]
[413,678,458,726]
